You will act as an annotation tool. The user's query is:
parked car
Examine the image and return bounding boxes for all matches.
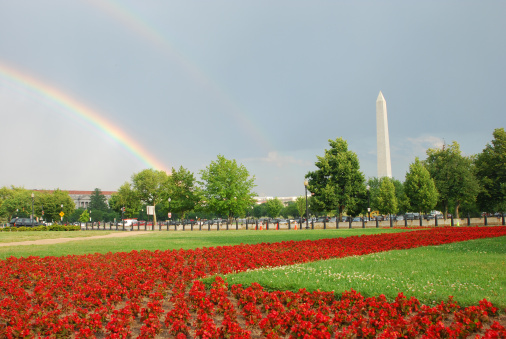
[9,218,41,227]
[273,219,288,225]
[404,213,416,220]
[121,219,138,227]
[396,215,404,221]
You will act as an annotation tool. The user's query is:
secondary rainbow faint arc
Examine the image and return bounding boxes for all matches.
[93,0,274,152]
[0,63,169,173]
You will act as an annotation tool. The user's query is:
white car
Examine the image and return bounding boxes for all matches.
[122,219,138,227]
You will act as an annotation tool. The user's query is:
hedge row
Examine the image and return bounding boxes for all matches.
[0,225,80,232]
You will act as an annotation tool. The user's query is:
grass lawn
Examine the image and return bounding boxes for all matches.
[0,228,408,259]
[207,236,506,308]
[0,230,114,243]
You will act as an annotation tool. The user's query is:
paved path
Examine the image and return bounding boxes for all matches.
[0,231,152,247]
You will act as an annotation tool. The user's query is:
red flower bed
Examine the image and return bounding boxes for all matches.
[0,226,505,338]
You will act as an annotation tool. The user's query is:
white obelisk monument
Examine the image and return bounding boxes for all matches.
[376,91,392,178]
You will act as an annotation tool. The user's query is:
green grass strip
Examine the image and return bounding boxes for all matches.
[212,236,506,308]
[0,231,114,243]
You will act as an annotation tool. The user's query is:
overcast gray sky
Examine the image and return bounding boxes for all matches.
[1,1,505,197]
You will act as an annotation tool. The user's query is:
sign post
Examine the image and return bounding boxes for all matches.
[147,206,155,230]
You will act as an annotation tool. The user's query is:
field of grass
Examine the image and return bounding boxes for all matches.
[208,236,506,308]
[0,228,407,259]
[0,230,114,243]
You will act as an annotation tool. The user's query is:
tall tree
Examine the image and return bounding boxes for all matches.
[281,202,298,219]
[165,166,202,220]
[265,198,284,219]
[0,186,32,220]
[199,155,256,219]
[404,158,438,214]
[131,169,169,225]
[110,182,142,219]
[376,177,398,216]
[305,138,366,219]
[391,178,409,214]
[295,196,307,219]
[366,177,380,212]
[475,128,506,213]
[425,141,480,218]
[252,203,267,219]
[89,188,109,212]
[79,209,90,223]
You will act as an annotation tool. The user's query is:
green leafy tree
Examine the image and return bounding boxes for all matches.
[265,198,284,219]
[367,177,407,215]
[475,128,506,213]
[0,186,32,220]
[166,166,202,220]
[89,188,109,212]
[391,178,409,214]
[305,138,366,219]
[366,178,380,212]
[281,201,299,219]
[295,196,307,219]
[79,209,90,223]
[425,141,480,218]
[131,169,169,225]
[377,177,398,216]
[110,183,142,218]
[199,155,256,219]
[404,158,438,214]
[252,203,267,219]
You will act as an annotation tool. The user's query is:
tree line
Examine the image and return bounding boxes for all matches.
[1,128,504,224]
[307,128,505,220]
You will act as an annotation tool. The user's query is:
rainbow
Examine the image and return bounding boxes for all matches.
[0,62,169,172]
[93,0,274,152]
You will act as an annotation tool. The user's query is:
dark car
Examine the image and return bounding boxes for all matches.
[404,213,416,220]
[9,218,41,227]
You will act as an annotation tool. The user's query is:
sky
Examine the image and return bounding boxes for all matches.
[1,1,505,197]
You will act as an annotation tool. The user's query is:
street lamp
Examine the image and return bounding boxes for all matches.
[304,180,309,229]
[31,193,34,226]
[168,198,172,224]
[367,185,371,221]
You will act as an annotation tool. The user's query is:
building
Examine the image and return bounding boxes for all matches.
[67,191,116,209]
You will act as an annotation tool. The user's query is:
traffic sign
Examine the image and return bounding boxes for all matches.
[59,211,64,217]
[168,212,172,218]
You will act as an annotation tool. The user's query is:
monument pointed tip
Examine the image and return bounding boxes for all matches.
[377,91,385,101]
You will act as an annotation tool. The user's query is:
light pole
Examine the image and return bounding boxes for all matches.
[31,193,34,226]
[304,180,309,229]
[168,198,171,227]
[367,185,371,221]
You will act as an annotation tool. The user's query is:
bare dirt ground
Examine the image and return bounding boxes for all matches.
[0,231,152,247]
